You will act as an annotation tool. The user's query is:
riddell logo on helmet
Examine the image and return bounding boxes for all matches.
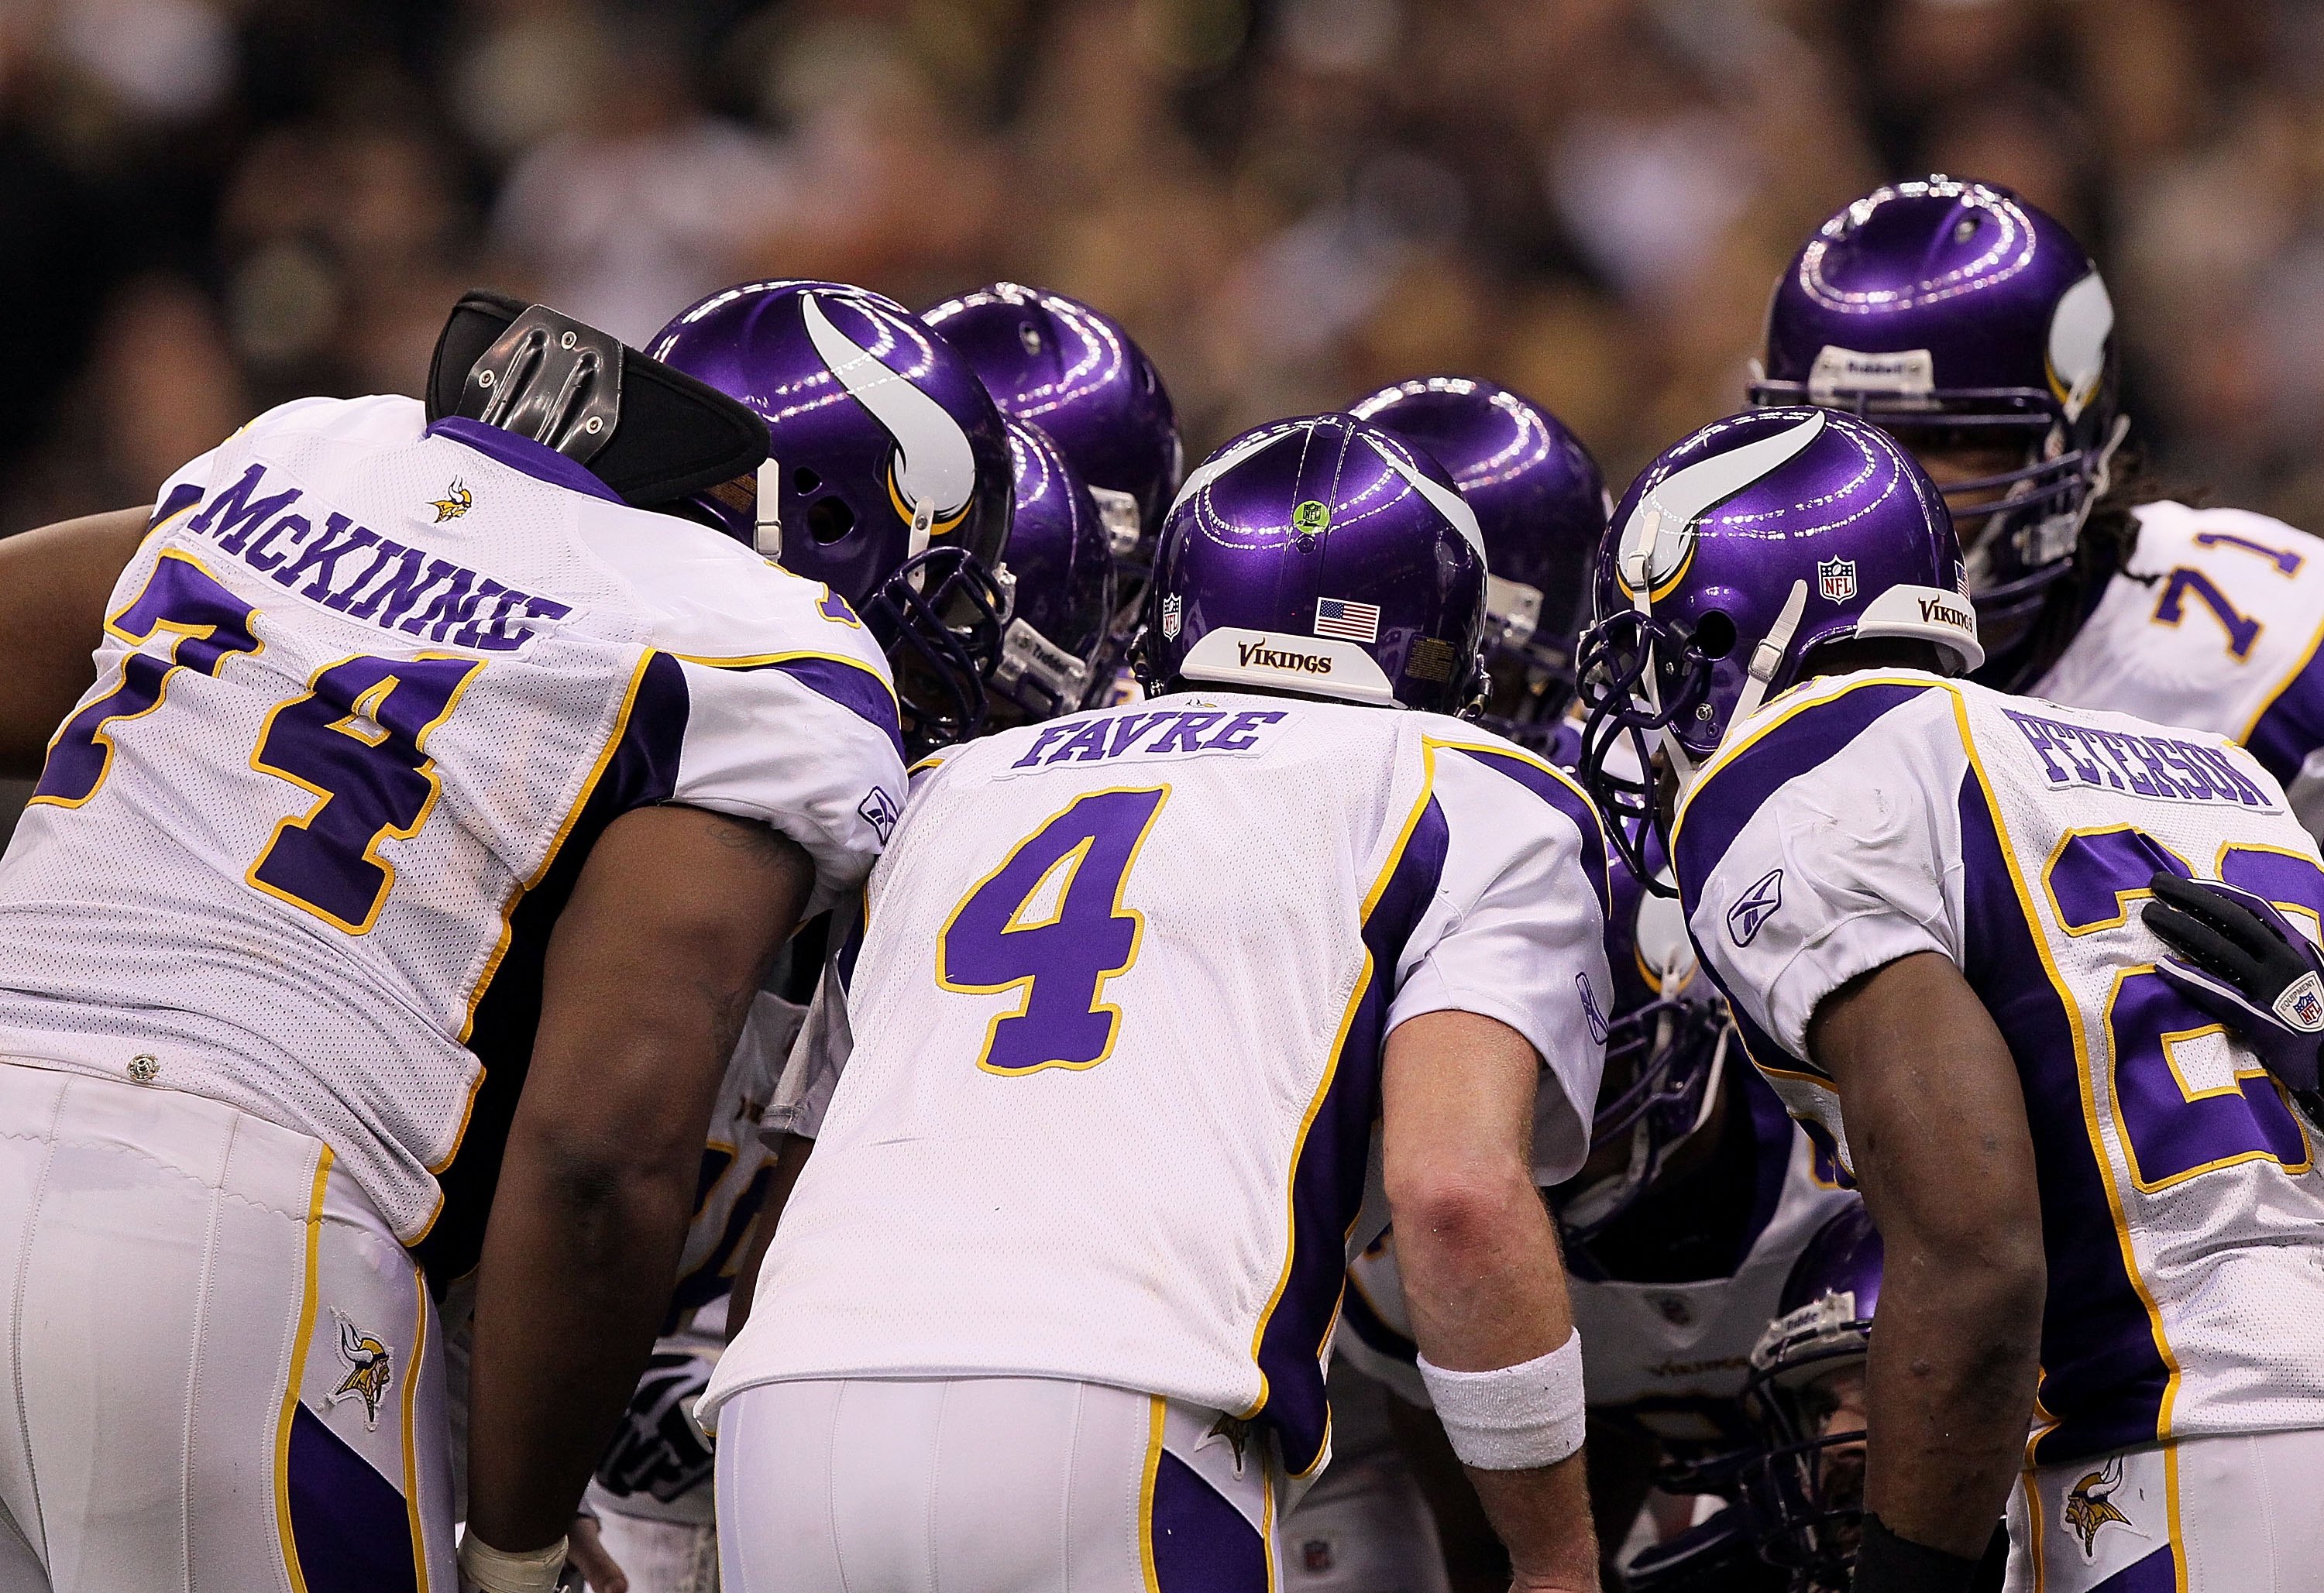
[1917,595,1974,630]
[1236,637,1333,675]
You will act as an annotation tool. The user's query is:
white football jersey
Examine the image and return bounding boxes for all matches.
[2037,502,2324,826]
[0,396,907,1284]
[706,691,1614,1485]
[1333,1066,1851,1452]
[1679,668,2324,1465]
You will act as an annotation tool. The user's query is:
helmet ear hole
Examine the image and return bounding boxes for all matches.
[807,496,856,544]
[1693,609,1738,660]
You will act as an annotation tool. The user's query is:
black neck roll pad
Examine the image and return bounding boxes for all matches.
[426,290,768,508]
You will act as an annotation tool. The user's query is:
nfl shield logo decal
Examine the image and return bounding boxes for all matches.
[2275,971,2324,1032]
[1817,556,1857,603]
[1160,594,1182,640]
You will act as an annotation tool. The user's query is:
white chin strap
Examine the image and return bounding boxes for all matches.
[1725,578,1808,743]
[754,456,784,558]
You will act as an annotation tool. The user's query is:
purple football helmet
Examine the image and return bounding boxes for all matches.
[1574,407,1982,888]
[1351,376,1610,736]
[1137,414,1488,716]
[989,417,1116,725]
[648,280,1015,752]
[1734,1200,1882,1591]
[1549,835,1731,1241]
[1749,177,2126,679]
[920,283,1182,567]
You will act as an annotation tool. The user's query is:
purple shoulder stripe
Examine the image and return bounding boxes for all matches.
[727,655,904,761]
[150,481,204,528]
[1444,743,1610,918]
[1673,682,1935,918]
[425,416,622,503]
[2243,633,2324,787]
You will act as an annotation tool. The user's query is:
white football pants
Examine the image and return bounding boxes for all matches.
[715,1378,1279,1593]
[1273,1450,1448,1593]
[0,1059,456,1592]
[2006,1428,2324,1591]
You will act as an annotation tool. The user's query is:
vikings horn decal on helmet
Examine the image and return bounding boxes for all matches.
[1351,376,1609,740]
[1137,413,1488,716]
[920,283,1183,565]
[988,417,1116,725]
[649,280,1014,753]
[1573,407,1980,891]
[1750,176,2128,683]
[1732,1200,1883,1590]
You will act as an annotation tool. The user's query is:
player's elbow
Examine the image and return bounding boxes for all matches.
[1384,1155,1542,1266]
[514,1092,703,1224]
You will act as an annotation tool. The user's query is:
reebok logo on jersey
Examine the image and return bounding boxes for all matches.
[1577,972,1609,1044]
[2003,707,2273,809]
[1728,867,1783,946]
[858,784,900,843]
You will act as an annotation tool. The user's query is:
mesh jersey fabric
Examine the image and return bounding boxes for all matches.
[0,395,906,1279]
[1676,668,2324,1464]
[705,690,1613,1484]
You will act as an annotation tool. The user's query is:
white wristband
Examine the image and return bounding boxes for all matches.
[458,1533,568,1593]
[1417,1328,1586,1470]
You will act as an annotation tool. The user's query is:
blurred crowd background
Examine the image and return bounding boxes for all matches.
[1,0,2319,541]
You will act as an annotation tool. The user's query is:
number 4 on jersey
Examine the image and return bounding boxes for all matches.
[939,786,1168,1075]
[248,654,483,934]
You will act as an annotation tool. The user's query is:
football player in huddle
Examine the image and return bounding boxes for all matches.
[712,412,1611,1591]
[1312,378,1855,1592]
[1580,404,2324,1591]
[0,295,909,1593]
[648,279,1018,758]
[566,280,1122,1593]
[921,281,1185,674]
[1752,177,2324,833]
[1352,377,1609,756]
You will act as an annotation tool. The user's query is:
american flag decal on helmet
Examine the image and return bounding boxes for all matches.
[1315,597,1380,643]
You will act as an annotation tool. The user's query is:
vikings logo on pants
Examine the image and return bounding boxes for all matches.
[329,1310,395,1430]
[2061,1457,2130,1557]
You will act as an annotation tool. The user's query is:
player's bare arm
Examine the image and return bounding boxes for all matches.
[1383,1008,1598,1593]
[0,506,153,774]
[464,805,813,1559]
[1808,951,2044,1562]
[724,1129,813,1334]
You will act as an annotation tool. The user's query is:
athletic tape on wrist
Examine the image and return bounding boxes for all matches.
[458,1533,569,1593]
[1416,1327,1586,1470]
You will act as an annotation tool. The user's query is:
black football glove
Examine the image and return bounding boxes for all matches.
[593,1350,715,1505]
[2142,873,2324,1104]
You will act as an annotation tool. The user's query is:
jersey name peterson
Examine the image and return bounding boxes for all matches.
[2001,707,2273,808]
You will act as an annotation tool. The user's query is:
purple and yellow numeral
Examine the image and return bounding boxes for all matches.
[247,653,483,933]
[2043,826,2191,936]
[32,551,262,809]
[2104,966,2310,1191]
[2193,530,2302,575]
[2042,826,2315,1190]
[2153,567,2261,659]
[937,785,1168,1074]
[816,584,864,628]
